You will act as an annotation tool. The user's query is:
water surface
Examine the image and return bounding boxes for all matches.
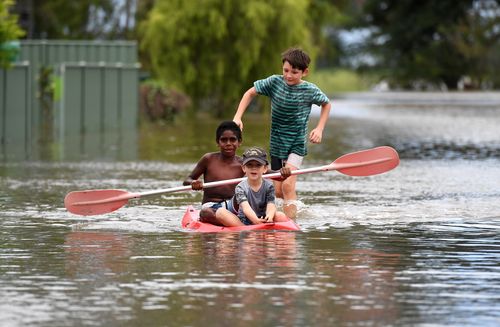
[1,92,499,326]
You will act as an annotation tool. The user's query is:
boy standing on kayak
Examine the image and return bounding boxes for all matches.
[233,47,331,218]
[217,147,288,226]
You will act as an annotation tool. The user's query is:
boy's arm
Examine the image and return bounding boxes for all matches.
[264,202,277,222]
[309,101,332,144]
[240,201,265,224]
[233,86,258,131]
[182,155,208,190]
[267,167,291,181]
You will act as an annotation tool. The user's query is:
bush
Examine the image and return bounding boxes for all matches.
[139,82,191,122]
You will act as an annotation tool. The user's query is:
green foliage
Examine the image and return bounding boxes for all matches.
[139,80,191,122]
[0,0,25,68]
[139,0,320,116]
[31,0,135,39]
[355,0,500,90]
[444,0,500,88]
[308,0,353,69]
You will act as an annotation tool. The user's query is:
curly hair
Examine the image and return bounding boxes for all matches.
[216,121,242,142]
[281,47,310,71]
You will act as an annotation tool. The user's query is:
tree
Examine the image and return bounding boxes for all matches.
[0,0,25,68]
[28,1,110,39]
[23,0,136,39]
[308,0,354,69]
[446,0,500,88]
[139,0,318,116]
[356,0,500,89]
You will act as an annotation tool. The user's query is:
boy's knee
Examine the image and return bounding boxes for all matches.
[200,208,215,219]
[200,208,225,225]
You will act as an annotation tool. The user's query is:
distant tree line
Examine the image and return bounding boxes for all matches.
[12,0,136,39]
[353,0,500,90]
[3,0,500,114]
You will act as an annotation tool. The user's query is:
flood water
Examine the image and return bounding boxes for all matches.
[1,92,500,326]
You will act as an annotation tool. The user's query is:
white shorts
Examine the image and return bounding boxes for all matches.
[271,153,303,170]
[286,153,303,169]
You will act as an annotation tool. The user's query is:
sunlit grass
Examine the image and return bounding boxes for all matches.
[307,68,376,95]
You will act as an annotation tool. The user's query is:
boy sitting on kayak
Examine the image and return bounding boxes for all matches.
[216,147,288,226]
[183,122,290,226]
[183,121,244,225]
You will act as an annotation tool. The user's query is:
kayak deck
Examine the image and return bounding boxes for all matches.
[181,205,301,232]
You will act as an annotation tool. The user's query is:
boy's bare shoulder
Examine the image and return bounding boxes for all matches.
[203,152,242,161]
[201,152,219,160]
[202,152,222,160]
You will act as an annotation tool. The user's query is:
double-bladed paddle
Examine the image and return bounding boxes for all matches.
[65,146,399,216]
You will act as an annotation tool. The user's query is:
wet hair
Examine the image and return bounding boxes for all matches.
[215,121,242,142]
[281,47,310,71]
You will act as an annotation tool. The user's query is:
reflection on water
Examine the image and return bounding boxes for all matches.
[1,92,500,326]
[181,232,303,326]
[324,92,500,160]
[64,231,133,277]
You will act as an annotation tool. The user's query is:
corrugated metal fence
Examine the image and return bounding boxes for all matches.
[0,40,140,161]
[0,62,31,159]
[57,62,139,159]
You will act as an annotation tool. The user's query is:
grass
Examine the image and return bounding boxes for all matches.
[307,68,376,95]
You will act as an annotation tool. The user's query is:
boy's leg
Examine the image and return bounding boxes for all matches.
[281,171,297,218]
[216,208,245,227]
[281,153,302,218]
[272,166,298,218]
[271,154,300,218]
[271,157,285,199]
[274,180,284,198]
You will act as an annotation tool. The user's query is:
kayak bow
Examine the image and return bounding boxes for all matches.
[181,206,301,232]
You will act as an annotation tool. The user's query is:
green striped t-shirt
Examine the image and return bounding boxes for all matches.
[254,75,330,159]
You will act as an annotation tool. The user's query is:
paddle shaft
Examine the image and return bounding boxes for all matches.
[144,156,391,196]
[72,156,392,206]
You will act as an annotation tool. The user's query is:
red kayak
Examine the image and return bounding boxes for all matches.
[181,205,301,232]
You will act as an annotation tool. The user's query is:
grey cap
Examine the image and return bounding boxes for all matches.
[242,147,268,165]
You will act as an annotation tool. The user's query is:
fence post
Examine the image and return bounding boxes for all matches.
[0,62,31,160]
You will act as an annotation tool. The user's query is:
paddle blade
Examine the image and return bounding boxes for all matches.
[65,189,131,216]
[334,146,399,176]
